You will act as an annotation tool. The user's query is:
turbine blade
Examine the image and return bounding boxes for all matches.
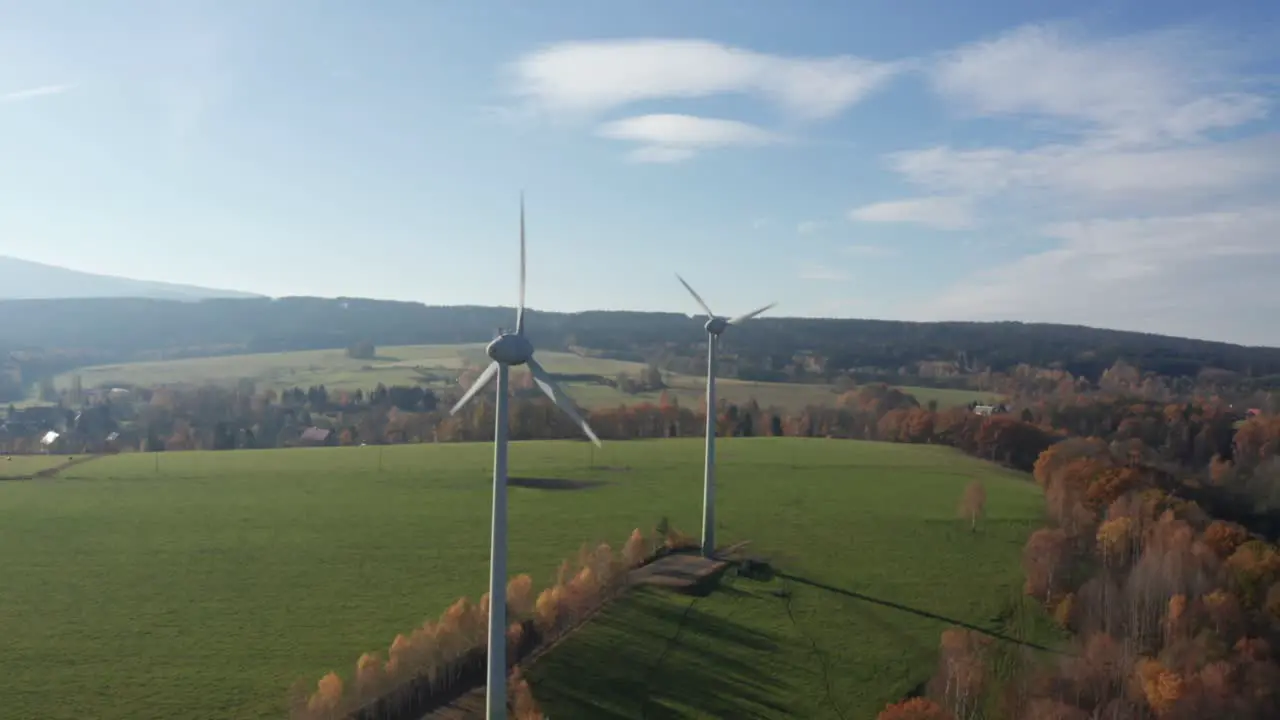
[675,273,715,318]
[449,361,500,415]
[727,302,777,326]
[516,193,527,335]
[526,357,602,447]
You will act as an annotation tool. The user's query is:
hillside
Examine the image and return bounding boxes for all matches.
[0,256,262,302]
[46,343,999,412]
[3,296,1280,388]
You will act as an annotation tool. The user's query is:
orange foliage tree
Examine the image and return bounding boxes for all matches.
[876,697,949,720]
[290,528,650,719]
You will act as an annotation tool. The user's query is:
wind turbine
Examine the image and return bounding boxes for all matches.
[675,274,775,558]
[451,196,602,720]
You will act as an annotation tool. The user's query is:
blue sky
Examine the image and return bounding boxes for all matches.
[3,0,1279,345]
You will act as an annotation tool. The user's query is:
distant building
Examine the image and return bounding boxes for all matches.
[973,403,1009,417]
[16,406,64,427]
[40,430,62,452]
[298,426,335,447]
[791,350,826,374]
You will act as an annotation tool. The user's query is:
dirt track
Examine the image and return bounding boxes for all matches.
[0,454,104,481]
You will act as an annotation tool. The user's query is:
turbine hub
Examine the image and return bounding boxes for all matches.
[705,317,729,335]
[486,332,534,366]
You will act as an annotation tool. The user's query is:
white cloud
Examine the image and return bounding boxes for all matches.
[932,24,1268,146]
[889,136,1280,209]
[882,22,1280,343]
[0,83,73,102]
[849,196,975,230]
[1040,209,1280,260]
[796,220,825,234]
[512,38,902,120]
[597,114,783,163]
[919,206,1280,344]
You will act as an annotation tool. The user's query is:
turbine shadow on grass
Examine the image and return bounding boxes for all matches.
[776,572,1065,655]
[529,587,794,720]
[508,476,608,491]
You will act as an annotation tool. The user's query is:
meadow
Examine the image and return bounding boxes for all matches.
[0,438,1043,719]
[0,453,68,478]
[50,343,999,411]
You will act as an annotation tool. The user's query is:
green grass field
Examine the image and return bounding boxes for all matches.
[50,343,999,411]
[0,438,1042,719]
[526,442,1051,719]
[0,454,69,478]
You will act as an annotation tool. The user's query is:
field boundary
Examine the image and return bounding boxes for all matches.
[0,454,103,482]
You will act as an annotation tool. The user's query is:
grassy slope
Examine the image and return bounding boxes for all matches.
[0,439,1040,720]
[526,440,1047,719]
[51,343,999,411]
[0,454,67,477]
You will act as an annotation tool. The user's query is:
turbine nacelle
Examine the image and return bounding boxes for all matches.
[676,273,776,337]
[487,333,533,366]
[704,317,729,335]
[450,195,601,448]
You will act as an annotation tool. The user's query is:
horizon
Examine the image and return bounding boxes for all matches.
[5,263,1279,354]
[3,1,1279,346]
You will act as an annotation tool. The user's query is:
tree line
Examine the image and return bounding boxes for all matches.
[5,297,1280,397]
[873,383,1280,718]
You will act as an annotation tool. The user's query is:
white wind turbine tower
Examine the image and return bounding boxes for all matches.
[450,196,602,720]
[675,274,775,557]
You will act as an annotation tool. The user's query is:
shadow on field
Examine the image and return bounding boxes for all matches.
[777,572,1063,654]
[508,476,608,491]
[530,587,795,719]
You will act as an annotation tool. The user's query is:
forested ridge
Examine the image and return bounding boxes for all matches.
[3,296,1280,386]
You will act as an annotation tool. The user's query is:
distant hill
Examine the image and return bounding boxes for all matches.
[0,256,263,301]
[3,296,1280,390]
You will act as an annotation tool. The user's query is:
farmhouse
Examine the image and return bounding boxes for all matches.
[297,426,335,447]
[40,430,62,452]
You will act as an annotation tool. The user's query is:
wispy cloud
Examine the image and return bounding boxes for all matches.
[1,84,74,103]
[922,206,1280,342]
[849,196,975,230]
[597,114,784,163]
[888,136,1280,211]
[842,244,898,258]
[511,38,903,121]
[931,23,1269,146]
[798,263,849,281]
[894,22,1280,343]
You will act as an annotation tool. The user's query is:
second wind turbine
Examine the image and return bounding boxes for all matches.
[675,274,775,557]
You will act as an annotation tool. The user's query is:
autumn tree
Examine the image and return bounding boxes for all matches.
[508,668,545,719]
[958,480,987,532]
[1023,527,1071,602]
[931,629,992,717]
[876,697,948,720]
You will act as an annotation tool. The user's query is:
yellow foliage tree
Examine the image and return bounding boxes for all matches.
[622,528,647,568]
[306,672,345,717]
